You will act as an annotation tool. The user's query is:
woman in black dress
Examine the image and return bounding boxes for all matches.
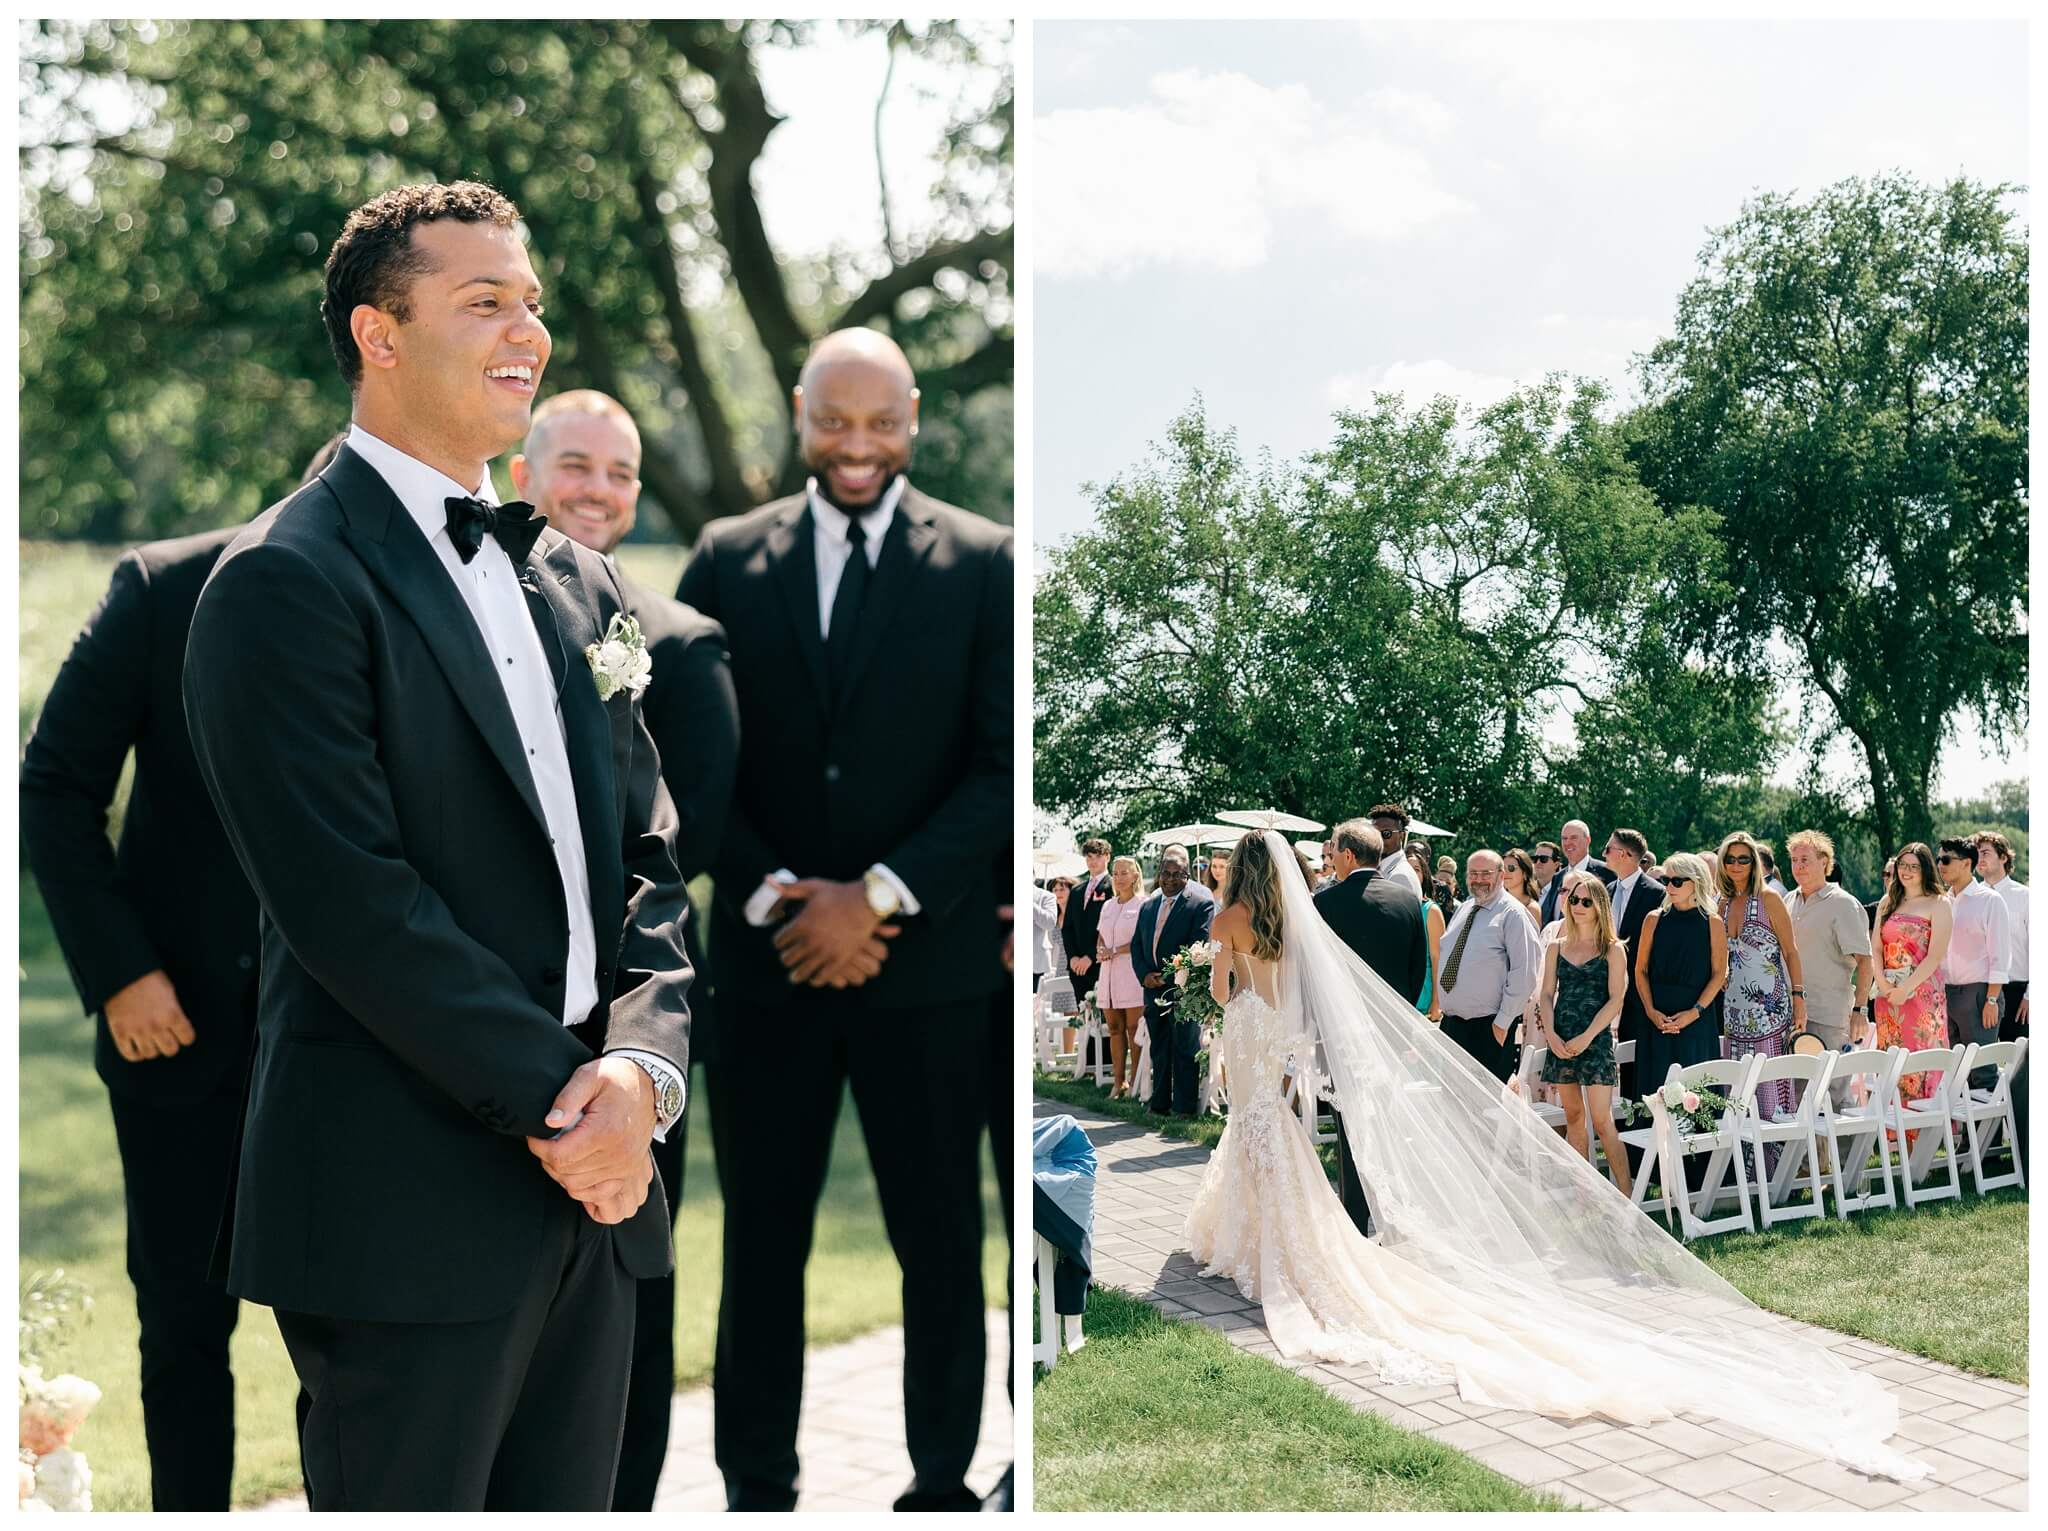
[1535,870,1634,1193]
[1633,851,1730,1094]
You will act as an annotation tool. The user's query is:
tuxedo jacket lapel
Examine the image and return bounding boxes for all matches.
[330,449,549,838]
[834,494,936,716]
[768,505,832,713]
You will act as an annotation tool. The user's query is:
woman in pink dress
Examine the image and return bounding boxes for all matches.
[1093,856,1147,1099]
[1871,843,1953,1107]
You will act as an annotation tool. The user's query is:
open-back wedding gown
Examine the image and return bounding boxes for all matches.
[1184,832,1927,1483]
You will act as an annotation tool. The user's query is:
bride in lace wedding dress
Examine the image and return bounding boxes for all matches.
[1184,830,1926,1483]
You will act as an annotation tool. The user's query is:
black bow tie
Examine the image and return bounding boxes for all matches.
[444,496,545,565]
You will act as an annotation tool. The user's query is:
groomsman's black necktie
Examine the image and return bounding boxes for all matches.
[826,518,873,691]
[445,496,545,565]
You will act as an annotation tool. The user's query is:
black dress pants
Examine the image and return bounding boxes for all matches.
[1328,1108,1374,1236]
[612,1103,688,1510]
[274,1190,636,1510]
[1146,1009,1201,1114]
[1441,1014,1513,1082]
[106,1073,246,1511]
[707,998,988,1512]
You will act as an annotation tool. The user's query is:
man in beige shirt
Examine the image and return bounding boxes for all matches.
[1787,831,1872,1109]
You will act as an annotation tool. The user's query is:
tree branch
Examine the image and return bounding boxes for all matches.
[835,226,1013,332]
[915,332,1013,399]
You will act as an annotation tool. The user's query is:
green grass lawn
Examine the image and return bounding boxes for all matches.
[19,532,1003,1509]
[1032,1288,1565,1513]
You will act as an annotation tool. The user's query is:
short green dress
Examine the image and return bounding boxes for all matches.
[1539,950,1618,1086]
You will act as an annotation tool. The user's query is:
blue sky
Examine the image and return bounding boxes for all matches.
[1033,18,2029,798]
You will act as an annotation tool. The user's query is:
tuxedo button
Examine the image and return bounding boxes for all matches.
[541,966,565,986]
[237,955,254,971]
[824,764,841,783]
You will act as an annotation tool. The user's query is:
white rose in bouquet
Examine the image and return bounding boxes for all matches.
[29,1448,91,1513]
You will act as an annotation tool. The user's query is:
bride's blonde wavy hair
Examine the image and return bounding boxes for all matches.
[1222,830,1296,962]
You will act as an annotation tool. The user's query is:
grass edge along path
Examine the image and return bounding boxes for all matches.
[1032,1286,1568,1512]
[1033,1073,2027,1384]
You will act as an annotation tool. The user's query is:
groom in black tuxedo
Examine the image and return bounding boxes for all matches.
[1312,820,1428,1235]
[183,182,694,1511]
[1129,845,1217,1115]
[676,327,1011,1511]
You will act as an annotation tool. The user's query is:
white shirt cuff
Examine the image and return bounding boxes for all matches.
[869,863,921,916]
[745,869,797,927]
[607,1048,686,1140]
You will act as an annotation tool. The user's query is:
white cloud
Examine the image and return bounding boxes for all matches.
[1361,86,1455,138]
[1037,68,1467,280]
[1327,359,1522,415]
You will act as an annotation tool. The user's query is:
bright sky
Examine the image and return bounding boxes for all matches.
[1035,18,2030,802]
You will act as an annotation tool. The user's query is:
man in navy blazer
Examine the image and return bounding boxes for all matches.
[1128,844,1217,1115]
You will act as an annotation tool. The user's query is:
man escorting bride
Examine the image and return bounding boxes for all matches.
[1187,830,1928,1485]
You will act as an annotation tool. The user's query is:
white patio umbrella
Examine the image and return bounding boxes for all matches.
[1031,846,1087,881]
[1295,838,1326,867]
[1217,808,1325,833]
[1406,817,1453,839]
[1142,822,1236,847]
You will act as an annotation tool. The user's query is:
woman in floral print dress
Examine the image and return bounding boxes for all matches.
[1871,843,1954,1106]
[1715,833,1807,1158]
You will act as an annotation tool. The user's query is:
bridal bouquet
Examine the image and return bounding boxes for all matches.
[1161,942,1222,1029]
[18,1271,99,1513]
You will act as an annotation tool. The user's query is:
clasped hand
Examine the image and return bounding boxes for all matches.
[525,1056,656,1225]
[767,877,901,987]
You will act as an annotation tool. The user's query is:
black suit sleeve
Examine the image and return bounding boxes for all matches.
[872,534,1013,920]
[1129,904,1158,986]
[675,533,785,896]
[642,627,739,882]
[184,541,589,1138]
[19,552,166,1013]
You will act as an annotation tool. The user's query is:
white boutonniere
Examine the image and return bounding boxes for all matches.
[585,612,653,701]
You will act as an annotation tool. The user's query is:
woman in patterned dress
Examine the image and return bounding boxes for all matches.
[1716,831,1807,1155]
[1871,843,1953,1106]
[1534,871,1633,1194]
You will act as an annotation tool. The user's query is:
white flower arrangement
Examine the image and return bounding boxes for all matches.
[585,612,653,702]
[18,1365,100,1512]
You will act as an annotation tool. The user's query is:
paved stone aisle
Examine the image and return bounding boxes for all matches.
[1036,1095,2028,1513]
[258,1310,1013,1512]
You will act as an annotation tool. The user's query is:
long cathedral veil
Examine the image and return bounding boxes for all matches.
[1255,831,1926,1482]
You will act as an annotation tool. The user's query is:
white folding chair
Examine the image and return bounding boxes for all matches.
[1069,1005,1109,1085]
[1513,1042,1569,1131]
[1032,1233,1084,1371]
[1953,1038,2028,1194]
[1815,1047,1904,1218]
[1737,1051,1836,1227]
[1643,1055,1764,1240]
[1886,1046,1966,1208]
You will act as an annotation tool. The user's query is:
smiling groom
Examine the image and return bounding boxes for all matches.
[183,182,693,1510]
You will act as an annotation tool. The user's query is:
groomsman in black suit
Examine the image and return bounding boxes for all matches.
[1600,828,1664,1111]
[675,327,1011,1511]
[183,182,694,1510]
[1062,837,1114,1002]
[510,389,740,1511]
[1312,820,1428,1235]
[1541,819,1616,924]
[1129,845,1218,1116]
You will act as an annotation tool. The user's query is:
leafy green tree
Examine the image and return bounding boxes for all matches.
[1628,174,2027,854]
[20,18,1012,542]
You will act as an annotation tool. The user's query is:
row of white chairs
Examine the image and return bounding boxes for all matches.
[1035,983,1224,1114]
[1511,1038,2027,1240]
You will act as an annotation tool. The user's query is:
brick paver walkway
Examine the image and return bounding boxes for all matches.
[1037,1095,2028,1513]
[258,1310,1013,1512]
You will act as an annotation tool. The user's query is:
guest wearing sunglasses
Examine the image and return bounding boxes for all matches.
[1633,853,1728,1105]
[1715,831,1804,1168]
[1533,872,1633,1194]
[1872,844,1953,1107]
[1937,835,2007,1091]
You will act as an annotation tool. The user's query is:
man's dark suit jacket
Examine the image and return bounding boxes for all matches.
[1127,884,1218,1024]
[1062,872,1112,986]
[673,485,1011,1015]
[21,528,259,1104]
[1541,856,1617,924]
[1313,868,1428,1006]
[182,444,694,1326]
[1608,872,1667,1041]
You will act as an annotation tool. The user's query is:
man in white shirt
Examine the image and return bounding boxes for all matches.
[1433,851,1540,1081]
[1938,836,2008,1090]
[1542,820,1614,923]
[1974,832,2029,1037]
[1368,803,1423,894]
[1758,843,1790,898]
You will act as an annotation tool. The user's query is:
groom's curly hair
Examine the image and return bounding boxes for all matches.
[322,180,522,388]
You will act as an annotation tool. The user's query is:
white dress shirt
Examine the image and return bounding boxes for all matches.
[1945,878,2011,987]
[347,425,682,1132]
[742,475,917,928]
[1988,874,2029,982]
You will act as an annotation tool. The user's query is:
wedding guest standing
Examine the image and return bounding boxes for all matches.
[1542,820,1614,924]
[1601,829,1665,1115]
[1206,846,1233,895]
[1500,849,1541,925]
[1758,844,1789,897]
[676,326,1010,1511]
[1871,845,1953,1106]
[1867,856,1896,936]
[510,386,739,1511]
[1530,840,1563,910]
[1369,803,1423,893]
[1534,873,1632,1194]
[1716,831,1805,1133]
[1633,853,1728,1093]
[1129,844,1217,1115]
[1063,838,1113,1004]
[20,524,261,1510]
[1974,832,2028,1038]
[1032,883,1061,990]
[1432,851,1539,1081]
[1093,856,1147,1099]
[1937,835,2008,1090]
[1786,831,1872,1109]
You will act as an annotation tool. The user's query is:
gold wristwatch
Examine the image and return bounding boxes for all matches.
[863,867,901,919]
